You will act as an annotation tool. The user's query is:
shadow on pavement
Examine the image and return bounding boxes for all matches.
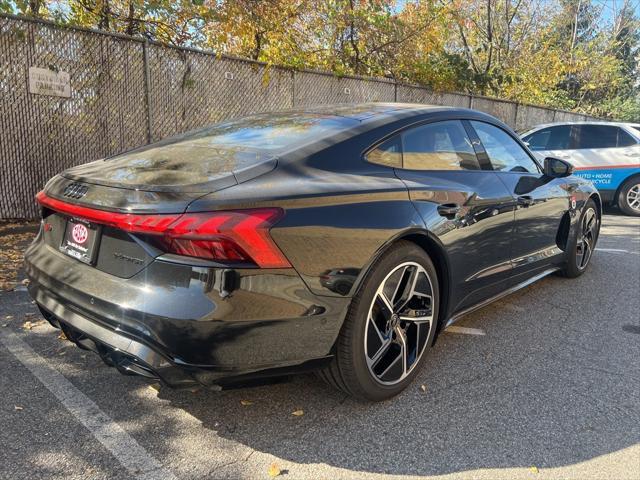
[150,240,639,476]
[2,215,639,478]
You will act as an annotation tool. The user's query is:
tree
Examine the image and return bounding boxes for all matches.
[1,0,637,119]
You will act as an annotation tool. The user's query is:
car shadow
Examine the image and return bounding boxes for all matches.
[147,249,639,477]
[5,215,639,478]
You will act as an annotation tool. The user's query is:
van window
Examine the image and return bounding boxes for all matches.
[523,125,572,151]
[574,125,636,149]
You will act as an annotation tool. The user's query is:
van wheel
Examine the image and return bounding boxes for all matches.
[618,177,640,217]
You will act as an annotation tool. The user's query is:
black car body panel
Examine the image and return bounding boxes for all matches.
[24,103,600,388]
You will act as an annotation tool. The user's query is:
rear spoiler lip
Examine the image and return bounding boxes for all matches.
[39,175,202,215]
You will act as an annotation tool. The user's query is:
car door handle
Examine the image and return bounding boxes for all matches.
[517,195,534,207]
[437,203,461,218]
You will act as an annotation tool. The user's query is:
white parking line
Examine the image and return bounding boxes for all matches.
[596,248,640,255]
[0,331,176,480]
[444,326,486,336]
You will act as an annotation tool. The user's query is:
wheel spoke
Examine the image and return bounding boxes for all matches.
[382,265,407,306]
[580,237,592,268]
[378,350,403,380]
[576,240,585,264]
[395,326,408,376]
[368,337,393,367]
[368,309,386,343]
[394,266,418,312]
[584,213,595,234]
[376,292,394,315]
[399,314,433,325]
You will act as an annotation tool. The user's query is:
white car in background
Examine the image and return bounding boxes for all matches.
[521,122,640,216]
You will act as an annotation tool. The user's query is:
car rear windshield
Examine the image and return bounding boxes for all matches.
[67,112,358,188]
[149,112,357,152]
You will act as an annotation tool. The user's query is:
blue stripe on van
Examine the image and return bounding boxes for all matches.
[573,167,640,190]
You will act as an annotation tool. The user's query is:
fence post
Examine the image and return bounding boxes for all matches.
[291,70,296,107]
[468,95,473,109]
[142,40,153,144]
[394,81,398,102]
[513,102,519,129]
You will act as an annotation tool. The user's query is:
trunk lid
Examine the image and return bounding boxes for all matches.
[43,142,275,279]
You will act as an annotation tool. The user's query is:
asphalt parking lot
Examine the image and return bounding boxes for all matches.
[1,212,639,480]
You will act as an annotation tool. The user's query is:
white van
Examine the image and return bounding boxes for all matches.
[521,122,640,216]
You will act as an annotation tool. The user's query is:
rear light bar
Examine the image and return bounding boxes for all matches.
[36,192,291,268]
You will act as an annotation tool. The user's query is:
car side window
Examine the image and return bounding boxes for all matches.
[523,125,573,151]
[401,120,480,171]
[366,136,402,167]
[471,121,540,174]
[617,128,637,147]
[574,125,633,149]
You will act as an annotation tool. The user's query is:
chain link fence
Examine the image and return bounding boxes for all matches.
[0,13,600,219]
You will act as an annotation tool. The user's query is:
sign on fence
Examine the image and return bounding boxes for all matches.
[28,67,71,98]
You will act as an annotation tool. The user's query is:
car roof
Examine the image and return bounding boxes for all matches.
[525,121,639,131]
[233,102,506,153]
[292,102,458,121]
[286,102,508,135]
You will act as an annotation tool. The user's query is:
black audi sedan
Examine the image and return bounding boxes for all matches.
[25,103,600,401]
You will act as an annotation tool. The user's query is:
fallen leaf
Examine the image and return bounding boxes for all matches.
[22,319,45,330]
[148,383,160,392]
[58,331,67,341]
[58,351,66,356]
[291,409,304,416]
[5,315,13,320]
[240,400,253,406]
[529,466,539,474]
[21,279,30,286]
[1,324,7,328]
[14,405,24,411]
[420,384,427,393]
[267,462,281,478]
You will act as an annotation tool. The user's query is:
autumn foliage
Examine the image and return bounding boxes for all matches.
[4,0,638,120]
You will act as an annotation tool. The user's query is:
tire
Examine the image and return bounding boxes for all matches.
[560,199,600,278]
[318,241,439,401]
[617,176,640,217]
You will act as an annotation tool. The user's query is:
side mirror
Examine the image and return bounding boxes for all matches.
[544,157,573,178]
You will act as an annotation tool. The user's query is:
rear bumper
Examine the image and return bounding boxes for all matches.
[25,232,348,387]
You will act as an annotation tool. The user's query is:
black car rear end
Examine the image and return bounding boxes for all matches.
[24,111,368,387]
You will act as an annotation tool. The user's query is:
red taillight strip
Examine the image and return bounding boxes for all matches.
[36,191,291,268]
[36,191,177,231]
